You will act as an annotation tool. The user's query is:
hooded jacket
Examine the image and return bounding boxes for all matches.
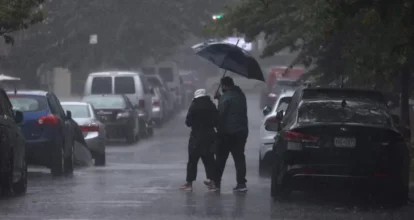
[185,95,218,154]
[217,85,248,134]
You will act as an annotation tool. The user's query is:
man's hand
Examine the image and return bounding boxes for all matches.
[214,91,221,100]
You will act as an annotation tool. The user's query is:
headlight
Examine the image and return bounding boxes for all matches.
[268,93,277,97]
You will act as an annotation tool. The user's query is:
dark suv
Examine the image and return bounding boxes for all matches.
[267,87,411,205]
[0,88,27,196]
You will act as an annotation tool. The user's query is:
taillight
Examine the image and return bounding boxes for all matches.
[152,101,160,106]
[139,100,145,108]
[284,131,319,143]
[80,125,99,132]
[37,115,59,125]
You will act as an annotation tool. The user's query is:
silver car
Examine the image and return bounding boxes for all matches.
[61,101,106,166]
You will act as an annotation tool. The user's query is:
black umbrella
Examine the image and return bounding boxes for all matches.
[192,42,265,81]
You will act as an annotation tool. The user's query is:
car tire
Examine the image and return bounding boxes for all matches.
[270,165,291,201]
[259,155,270,177]
[14,158,27,195]
[94,152,106,166]
[0,149,14,197]
[64,142,74,174]
[51,146,65,176]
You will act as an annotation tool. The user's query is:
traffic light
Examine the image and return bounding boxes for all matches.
[212,14,223,21]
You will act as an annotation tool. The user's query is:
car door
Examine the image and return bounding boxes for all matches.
[48,93,72,155]
[124,96,138,134]
[0,90,25,170]
[140,76,153,120]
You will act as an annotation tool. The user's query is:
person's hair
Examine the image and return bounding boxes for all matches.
[220,76,234,87]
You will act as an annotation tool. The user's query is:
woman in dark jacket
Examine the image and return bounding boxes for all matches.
[179,89,219,191]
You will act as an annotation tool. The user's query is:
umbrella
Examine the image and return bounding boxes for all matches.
[0,74,20,81]
[192,42,264,81]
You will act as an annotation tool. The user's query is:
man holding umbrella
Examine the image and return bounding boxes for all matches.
[212,76,249,192]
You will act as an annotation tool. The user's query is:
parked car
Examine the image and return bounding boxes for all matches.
[84,71,154,136]
[268,87,410,205]
[0,88,27,195]
[260,77,298,109]
[7,90,75,176]
[145,75,173,119]
[61,102,106,166]
[259,90,294,175]
[156,63,182,111]
[82,94,141,143]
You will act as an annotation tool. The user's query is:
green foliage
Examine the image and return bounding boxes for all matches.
[1,0,228,79]
[0,0,44,44]
[208,0,414,90]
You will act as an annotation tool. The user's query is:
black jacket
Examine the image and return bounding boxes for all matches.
[185,95,218,155]
[217,85,248,134]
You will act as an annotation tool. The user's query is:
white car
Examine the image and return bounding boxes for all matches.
[259,90,294,175]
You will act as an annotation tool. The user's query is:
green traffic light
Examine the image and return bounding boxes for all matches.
[212,14,223,20]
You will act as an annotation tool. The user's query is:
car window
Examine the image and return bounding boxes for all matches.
[91,77,112,94]
[61,104,91,118]
[46,93,59,115]
[9,95,48,112]
[275,97,292,113]
[52,94,66,117]
[83,96,126,109]
[281,90,300,125]
[146,77,162,87]
[114,76,135,94]
[297,100,391,125]
[158,68,174,82]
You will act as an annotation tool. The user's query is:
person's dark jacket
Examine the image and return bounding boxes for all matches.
[217,85,248,134]
[185,95,218,155]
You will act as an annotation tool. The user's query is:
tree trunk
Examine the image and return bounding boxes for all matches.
[399,64,410,127]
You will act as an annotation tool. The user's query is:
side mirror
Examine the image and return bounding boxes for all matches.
[13,110,23,124]
[262,106,271,116]
[391,114,400,124]
[276,110,285,120]
[66,110,72,120]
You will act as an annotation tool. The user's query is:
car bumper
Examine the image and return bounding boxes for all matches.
[152,107,163,119]
[84,132,104,154]
[26,139,54,166]
[105,122,133,139]
[284,164,393,191]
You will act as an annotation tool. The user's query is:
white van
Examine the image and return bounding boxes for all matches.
[84,71,154,136]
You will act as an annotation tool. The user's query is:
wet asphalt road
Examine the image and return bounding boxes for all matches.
[0,94,413,220]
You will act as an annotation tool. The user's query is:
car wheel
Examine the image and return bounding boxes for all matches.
[270,165,291,201]
[0,149,14,197]
[94,152,106,166]
[51,146,65,176]
[64,142,74,174]
[14,158,27,195]
[259,154,270,177]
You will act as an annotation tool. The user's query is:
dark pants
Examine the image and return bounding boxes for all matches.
[186,152,216,182]
[215,131,248,187]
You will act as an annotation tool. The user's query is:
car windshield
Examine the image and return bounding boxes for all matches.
[61,104,90,118]
[275,97,292,113]
[298,100,391,125]
[8,95,48,112]
[82,96,126,109]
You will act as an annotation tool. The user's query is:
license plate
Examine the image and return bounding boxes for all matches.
[334,137,356,148]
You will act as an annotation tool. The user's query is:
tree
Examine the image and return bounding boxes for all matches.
[0,0,44,44]
[209,0,414,125]
[1,0,230,83]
